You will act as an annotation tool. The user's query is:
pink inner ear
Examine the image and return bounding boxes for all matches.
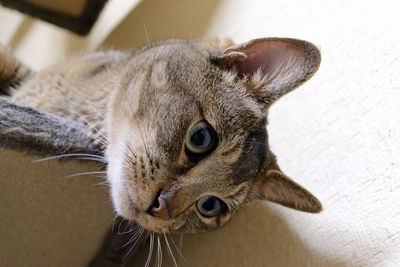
[225,38,305,77]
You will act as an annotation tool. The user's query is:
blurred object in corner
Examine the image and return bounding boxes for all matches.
[0,0,108,35]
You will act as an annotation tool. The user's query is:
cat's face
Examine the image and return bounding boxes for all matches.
[106,38,322,233]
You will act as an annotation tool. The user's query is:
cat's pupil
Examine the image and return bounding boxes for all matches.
[202,197,218,211]
[197,195,227,217]
[190,128,209,147]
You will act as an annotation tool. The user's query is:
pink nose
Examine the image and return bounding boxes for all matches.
[148,193,170,220]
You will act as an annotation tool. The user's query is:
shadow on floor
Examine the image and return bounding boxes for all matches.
[126,202,353,267]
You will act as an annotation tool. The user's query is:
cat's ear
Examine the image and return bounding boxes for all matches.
[256,169,322,213]
[211,37,321,104]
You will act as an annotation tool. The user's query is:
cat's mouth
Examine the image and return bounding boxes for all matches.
[135,212,183,234]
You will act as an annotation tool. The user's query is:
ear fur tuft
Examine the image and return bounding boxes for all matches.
[212,37,321,105]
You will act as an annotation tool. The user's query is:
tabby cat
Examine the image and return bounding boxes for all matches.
[0,37,322,236]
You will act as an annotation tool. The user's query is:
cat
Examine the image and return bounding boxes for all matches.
[0,37,322,236]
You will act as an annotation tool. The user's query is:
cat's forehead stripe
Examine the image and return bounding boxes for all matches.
[150,61,169,88]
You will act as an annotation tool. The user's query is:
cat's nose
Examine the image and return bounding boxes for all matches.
[147,190,170,220]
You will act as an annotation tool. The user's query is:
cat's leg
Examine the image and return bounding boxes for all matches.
[0,45,32,96]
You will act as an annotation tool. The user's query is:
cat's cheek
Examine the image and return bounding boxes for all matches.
[109,184,135,220]
[107,159,136,220]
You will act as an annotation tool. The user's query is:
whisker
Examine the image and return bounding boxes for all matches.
[122,232,139,249]
[108,69,157,162]
[160,235,164,267]
[111,214,119,233]
[167,231,186,261]
[77,117,109,148]
[127,143,138,159]
[118,223,141,236]
[90,180,110,188]
[122,154,136,171]
[117,81,151,158]
[142,20,151,48]
[116,217,128,234]
[123,227,145,261]
[144,233,155,267]
[76,157,107,163]
[134,114,150,157]
[157,235,162,267]
[122,148,137,167]
[121,226,141,247]
[33,153,106,163]
[74,115,109,148]
[179,232,184,253]
[164,233,178,267]
[156,236,159,267]
[64,171,107,178]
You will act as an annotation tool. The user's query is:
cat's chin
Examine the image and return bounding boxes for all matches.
[122,213,185,234]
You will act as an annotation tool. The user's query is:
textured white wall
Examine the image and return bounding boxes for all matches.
[207,0,400,265]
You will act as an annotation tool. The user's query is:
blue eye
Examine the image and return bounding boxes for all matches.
[185,121,217,155]
[197,195,227,217]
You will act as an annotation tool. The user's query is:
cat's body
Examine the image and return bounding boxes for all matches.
[9,50,130,142]
[0,38,322,235]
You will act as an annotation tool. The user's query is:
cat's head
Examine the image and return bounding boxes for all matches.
[106,37,322,233]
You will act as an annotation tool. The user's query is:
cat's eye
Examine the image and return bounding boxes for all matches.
[185,121,217,156]
[197,195,227,217]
